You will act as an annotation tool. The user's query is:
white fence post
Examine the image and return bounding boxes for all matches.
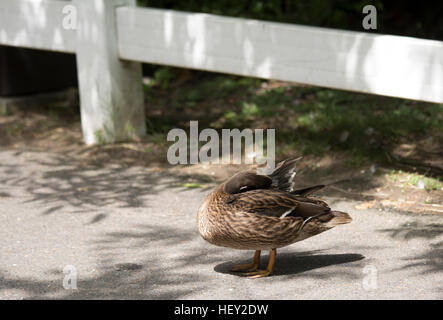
[74,0,146,144]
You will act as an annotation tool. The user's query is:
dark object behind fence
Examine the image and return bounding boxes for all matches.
[0,45,78,97]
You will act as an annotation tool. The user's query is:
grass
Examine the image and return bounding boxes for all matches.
[388,170,443,192]
[181,183,206,189]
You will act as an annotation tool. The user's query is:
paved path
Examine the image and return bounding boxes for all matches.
[0,150,441,299]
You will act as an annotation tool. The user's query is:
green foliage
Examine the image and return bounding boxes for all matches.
[146,116,174,134]
[137,0,443,40]
[241,102,259,116]
[153,67,175,89]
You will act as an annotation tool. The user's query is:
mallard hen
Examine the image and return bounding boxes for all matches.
[197,157,352,278]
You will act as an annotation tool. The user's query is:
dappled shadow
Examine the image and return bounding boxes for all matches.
[0,149,223,299]
[0,150,214,214]
[1,146,440,298]
[0,224,222,299]
[396,241,442,275]
[377,220,443,276]
[215,251,365,278]
[0,149,222,298]
[378,221,443,241]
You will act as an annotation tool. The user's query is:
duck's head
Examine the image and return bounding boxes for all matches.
[223,171,271,194]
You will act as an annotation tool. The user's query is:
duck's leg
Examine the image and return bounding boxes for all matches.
[230,250,261,272]
[245,248,276,279]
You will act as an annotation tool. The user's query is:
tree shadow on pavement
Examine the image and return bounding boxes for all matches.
[0,150,214,215]
[0,224,222,299]
[377,221,443,276]
[378,221,443,240]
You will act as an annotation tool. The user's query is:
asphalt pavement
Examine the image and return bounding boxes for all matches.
[0,150,441,299]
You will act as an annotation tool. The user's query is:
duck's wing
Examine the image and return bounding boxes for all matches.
[228,189,330,219]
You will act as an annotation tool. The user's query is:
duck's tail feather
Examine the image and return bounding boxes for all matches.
[268,156,302,192]
[321,211,352,228]
[300,210,352,232]
[299,210,351,231]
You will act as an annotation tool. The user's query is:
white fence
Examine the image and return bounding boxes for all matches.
[1,0,442,144]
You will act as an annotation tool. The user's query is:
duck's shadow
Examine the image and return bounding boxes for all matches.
[214,251,365,277]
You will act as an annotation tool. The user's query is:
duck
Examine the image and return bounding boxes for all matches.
[197,156,352,278]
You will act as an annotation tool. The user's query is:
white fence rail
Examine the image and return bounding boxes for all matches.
[0,0,76,53]
[117,7,443,104]
[1,0,442,144]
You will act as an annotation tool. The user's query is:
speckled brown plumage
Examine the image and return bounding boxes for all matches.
[197,157,352,278]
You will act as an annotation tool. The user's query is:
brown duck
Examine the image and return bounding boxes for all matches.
[197,157,352,278]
